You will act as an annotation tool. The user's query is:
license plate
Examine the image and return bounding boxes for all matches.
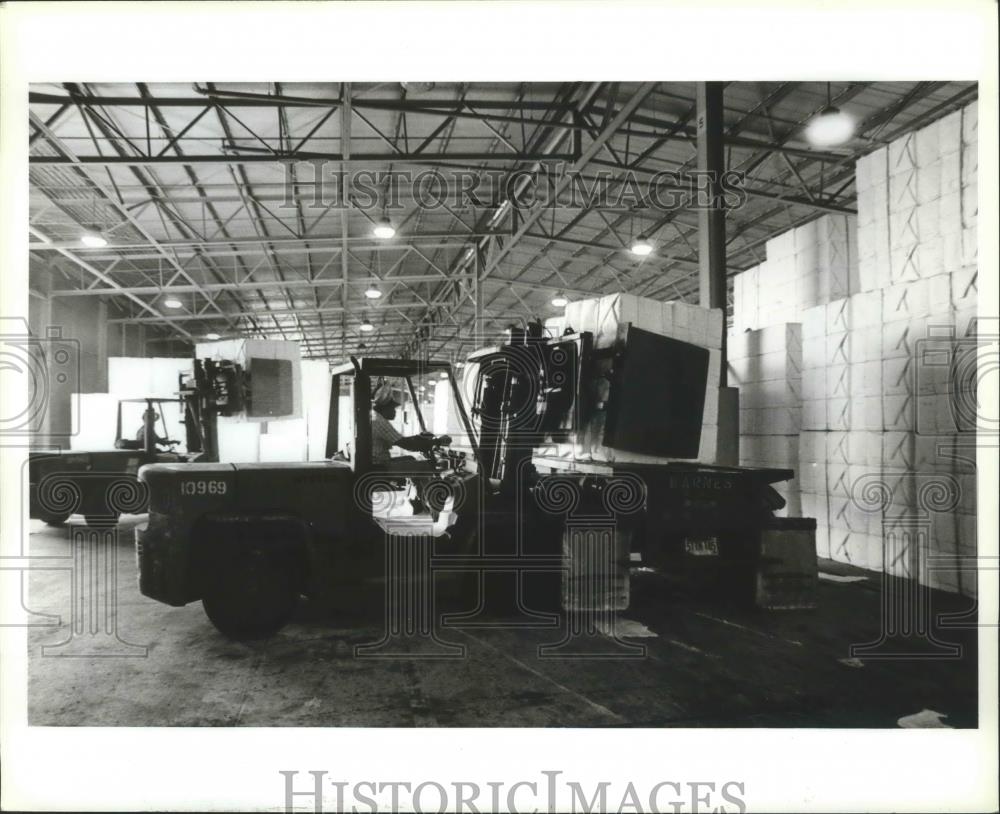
[684,537,719,556]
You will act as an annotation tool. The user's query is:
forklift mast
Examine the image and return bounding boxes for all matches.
[469,321,585,493]
[178,358,248,463]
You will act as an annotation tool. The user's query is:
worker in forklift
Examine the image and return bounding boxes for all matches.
[371,384,451,466]
[135,407,172,450]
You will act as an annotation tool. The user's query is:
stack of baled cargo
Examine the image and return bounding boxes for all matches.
[729,213,859,519]
[727,324,802,516]
[797,288,887,567]
[558,292,725,465]
[733,101,978,597]
[732,213,859,332]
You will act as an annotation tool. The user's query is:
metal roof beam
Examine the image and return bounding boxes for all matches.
[29,226,194,339]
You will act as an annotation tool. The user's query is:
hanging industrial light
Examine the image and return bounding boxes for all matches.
[439,371,448,379]
[163,297,183,309]
[205,332,221,341]
[805,83,855,147]
[360,318,374,333]
[81,197,108,248]
[358,342,367,352]
[80,231,108,248]
[364,284,382,299]
[372,217,395,239]
[630,235,653,257]
[551,291,569,308]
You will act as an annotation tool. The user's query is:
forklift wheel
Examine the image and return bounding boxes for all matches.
[39,512,71,527]
[202,543,299,640]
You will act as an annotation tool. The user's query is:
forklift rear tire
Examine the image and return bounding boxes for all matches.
[202,543,299,640]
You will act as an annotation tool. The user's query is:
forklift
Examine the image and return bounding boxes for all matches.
[135,325,816,640]
[136,356,479,638]
[28,397,188,527]
[28,357,247,527]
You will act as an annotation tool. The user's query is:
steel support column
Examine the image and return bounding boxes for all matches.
[696,82,727,385]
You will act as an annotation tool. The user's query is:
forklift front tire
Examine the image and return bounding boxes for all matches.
[39,512,71,527]
[201,542,299,640]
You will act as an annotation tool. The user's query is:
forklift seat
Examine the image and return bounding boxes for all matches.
[114,439,144,451]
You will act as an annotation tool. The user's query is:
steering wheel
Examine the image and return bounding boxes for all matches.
[421,443,441,465]
[419,432,451,468]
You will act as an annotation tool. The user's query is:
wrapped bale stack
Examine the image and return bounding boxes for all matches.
[559,292,725,466]
[733,213,859,332]
[729,214,860,520]
[728,324,802,516]
[731,102,978,596]
[800,292,887,569]
[855,102,978,595]
[856,103,977,298]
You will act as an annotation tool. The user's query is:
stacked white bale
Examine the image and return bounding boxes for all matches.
[797,429,828,558]
[758,230,797,328]
[798,295,885,569]
[810,103,978,592]
[731,214,858,330]
[733,102,978,595]
[731,263,760,332]
[728,324,802,516]
[878,104,977,596]
[856,147,891,291]
[857,106,976,296]
[561,292,724,465]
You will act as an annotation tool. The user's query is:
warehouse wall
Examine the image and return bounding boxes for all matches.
[730,102,979,596]
[106,322,190,358]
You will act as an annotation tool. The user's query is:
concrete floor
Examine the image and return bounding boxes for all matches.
[26,516,978,727]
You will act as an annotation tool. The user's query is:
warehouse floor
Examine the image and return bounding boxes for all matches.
[25,516,978,728]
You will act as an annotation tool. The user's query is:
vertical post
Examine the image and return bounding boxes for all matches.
[698,82,740,465]
[340,83,352,365]
[696,81,727,386]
